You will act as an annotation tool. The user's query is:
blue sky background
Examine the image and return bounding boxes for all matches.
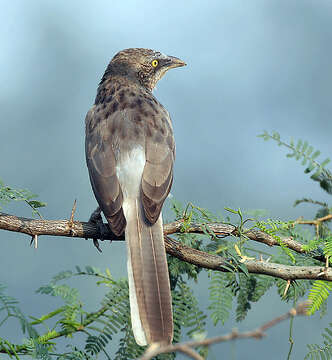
[1,1,332,358]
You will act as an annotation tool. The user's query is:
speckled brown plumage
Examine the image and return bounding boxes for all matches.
[85,48,186,346]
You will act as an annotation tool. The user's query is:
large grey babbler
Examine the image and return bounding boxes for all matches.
[85,48,186,346]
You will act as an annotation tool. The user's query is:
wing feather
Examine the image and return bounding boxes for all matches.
[141,111,175,224]
[85,107,126,235]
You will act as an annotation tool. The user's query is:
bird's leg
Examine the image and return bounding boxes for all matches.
[87,206,109,252]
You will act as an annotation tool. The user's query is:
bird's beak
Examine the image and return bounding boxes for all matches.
[165,56,187,69]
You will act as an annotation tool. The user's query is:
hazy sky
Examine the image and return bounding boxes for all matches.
[1,1,332,359]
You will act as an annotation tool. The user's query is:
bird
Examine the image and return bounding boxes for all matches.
[85,48,186,346]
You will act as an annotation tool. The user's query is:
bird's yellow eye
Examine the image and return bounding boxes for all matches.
[151,59,159,67]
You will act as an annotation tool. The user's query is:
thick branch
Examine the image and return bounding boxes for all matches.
[165,236,332,280]
[164,221,325,262]
[0,212,122,240]
[0,212,330,281]
[0,212,314,254]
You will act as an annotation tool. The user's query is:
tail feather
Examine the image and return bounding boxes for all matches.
[123,198,173,345]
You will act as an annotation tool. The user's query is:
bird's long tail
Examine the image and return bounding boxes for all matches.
[123,198,173,346]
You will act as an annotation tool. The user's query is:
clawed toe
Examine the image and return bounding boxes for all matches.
[87,207,111,251]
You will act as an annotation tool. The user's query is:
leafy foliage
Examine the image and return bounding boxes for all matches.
[168,200,206,286]
[255,218,296,262]
[307,281,332,315]
[57,346,92,360]
[259,131,332,194]
[305,323,332,360]
[208,272,233,325]
[260,131,332,354]
[234,274,275,322]
[172,282,208,359]
[176,282,207,338]
[0,266,209,360]
[1,131,332,358]
[0,284,38,338]
[324,236,332,259]
[0,178,46,217]
[275,278,312,302]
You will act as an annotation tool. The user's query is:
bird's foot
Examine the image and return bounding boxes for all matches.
[87,207,109,252]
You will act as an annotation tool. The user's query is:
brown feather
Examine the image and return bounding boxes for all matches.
[124,198,173,344]
[85,107,126,236]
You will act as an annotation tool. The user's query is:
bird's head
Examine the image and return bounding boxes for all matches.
[104,48,186,91]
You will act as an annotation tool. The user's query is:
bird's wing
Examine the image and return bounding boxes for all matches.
[141,111,175,224]
[85,106,126,235]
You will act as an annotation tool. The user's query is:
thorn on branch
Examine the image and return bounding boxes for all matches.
[283,279,291,298]
[30,234,38,249]
[68,199,77,236]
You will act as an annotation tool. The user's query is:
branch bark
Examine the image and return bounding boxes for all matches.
[0,212,330,281]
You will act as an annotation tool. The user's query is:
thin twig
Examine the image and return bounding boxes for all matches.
[139,302,309,360]
[286,298,296,360]
[295,214,332,238]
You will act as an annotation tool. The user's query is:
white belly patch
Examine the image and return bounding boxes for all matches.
[115,146,145,199]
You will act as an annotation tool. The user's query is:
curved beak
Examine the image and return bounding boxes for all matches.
[165,55,187,69]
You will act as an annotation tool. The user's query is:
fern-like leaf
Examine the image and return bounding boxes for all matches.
[0,284,38,338]
[208,272,233,325]
[172,282,207,342]
[235,275,257,322]
[255,219,295,263]
[307,280,332,315]
[259,131,332,194]
[86,279,132,357]
[305,322,332,359]
[0,178,46,217]
[58,346,92,360]
[275,279,311,302]
[36,284,79,304]
[324,237,332,259]
[115,325,144,360]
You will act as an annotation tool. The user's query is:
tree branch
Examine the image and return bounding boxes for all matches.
[295,214,332,237]
[139,302,309,360]
[0,212,330,281]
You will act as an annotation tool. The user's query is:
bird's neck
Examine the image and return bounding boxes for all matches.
[94,75,152,105]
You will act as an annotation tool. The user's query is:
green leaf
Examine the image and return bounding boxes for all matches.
[312,150,321,160]
[307,281,332,315]
[208,272,233,325]
[224,207,239,214]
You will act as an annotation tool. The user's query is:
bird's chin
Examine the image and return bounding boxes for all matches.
[150,69,167,90]
[158,68,168,80]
